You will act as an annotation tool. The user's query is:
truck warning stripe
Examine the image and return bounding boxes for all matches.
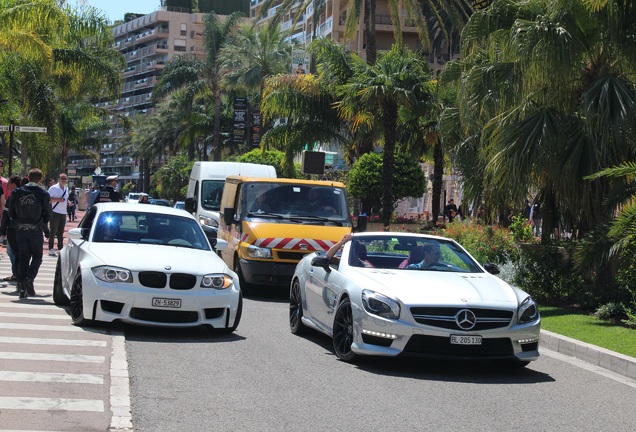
[253,237,336,251]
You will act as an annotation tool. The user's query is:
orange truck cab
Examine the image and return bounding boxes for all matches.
[219,176,366,293]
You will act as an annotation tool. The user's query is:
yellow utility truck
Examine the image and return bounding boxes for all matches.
[219,176,366,293]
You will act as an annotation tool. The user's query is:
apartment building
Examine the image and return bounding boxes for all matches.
[67,9,206,187]
[250,0,458,68]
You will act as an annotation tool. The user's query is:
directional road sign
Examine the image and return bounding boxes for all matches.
[15,126,47,133]
[0,125,9,132]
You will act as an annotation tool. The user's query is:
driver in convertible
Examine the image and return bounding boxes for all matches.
[406,243,441,269]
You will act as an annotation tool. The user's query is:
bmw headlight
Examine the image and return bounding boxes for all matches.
[518,296,539,323]
[199,215,219,228]
[201,274,233,289]
[361,289,400,319]
[92,266,132,283]
[247,245,272,259]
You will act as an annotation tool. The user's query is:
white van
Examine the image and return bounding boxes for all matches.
[185,162,276,231]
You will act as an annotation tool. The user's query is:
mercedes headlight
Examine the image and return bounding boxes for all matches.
[362,289,400,319]
[201,274,233,289]
[92,266,132,283]
[247,245,272,259]
[518,296,539,323]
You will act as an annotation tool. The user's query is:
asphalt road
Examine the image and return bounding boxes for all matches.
[125,290,636,432]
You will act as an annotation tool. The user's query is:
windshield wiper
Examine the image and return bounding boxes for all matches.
[246,211,285,219]
[288,215,343,226]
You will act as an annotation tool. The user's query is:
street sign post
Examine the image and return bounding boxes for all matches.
[0,122,48,174]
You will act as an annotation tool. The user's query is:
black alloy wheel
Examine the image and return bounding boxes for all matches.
[332,297,358,362]
[69,273,90,326]
[289,279,306,335]
[53,258,69,306]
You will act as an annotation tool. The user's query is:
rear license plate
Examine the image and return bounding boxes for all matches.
[450,335,482,345]
[152,298,182,308]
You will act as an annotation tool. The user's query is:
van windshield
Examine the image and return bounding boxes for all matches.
[201,180,225,211]
[242,182,351,223]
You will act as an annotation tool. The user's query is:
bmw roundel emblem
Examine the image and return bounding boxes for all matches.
[165,265,171,270]
[455,309,477,330]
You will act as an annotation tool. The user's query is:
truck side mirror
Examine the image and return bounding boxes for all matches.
[223,207,235,226]
[353,214,367,233]
[184,197,196,213]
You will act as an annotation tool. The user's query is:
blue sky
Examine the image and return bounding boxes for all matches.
[81,0,162,23]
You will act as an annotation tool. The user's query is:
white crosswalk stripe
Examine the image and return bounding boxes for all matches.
[0,248,123,430]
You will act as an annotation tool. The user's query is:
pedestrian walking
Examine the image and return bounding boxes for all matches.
[67,186,78,221]
[1,175,25,285]
[48,173,68,257]
[9,168,51,299]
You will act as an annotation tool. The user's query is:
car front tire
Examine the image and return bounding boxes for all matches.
[289,279,306,335]
[53,258,69,306]
[69,273,91,326]
[332,297,358,362]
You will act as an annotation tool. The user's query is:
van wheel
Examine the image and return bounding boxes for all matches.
[234,258,253,297]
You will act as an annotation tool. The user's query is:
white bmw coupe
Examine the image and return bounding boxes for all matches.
[290,232,540,366]
[54,203,242,333]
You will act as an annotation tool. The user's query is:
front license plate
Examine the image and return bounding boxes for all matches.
[152,298,182,308]
[450,335,482,345]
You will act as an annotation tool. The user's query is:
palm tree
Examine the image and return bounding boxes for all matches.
[202,12,244,160]
[448,0,636,239]
[153,54,208,160]
[338,44,434,226]
[220,23,291,148]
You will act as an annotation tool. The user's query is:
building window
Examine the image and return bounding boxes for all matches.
[174,38,186,52]
[180,23,187,36]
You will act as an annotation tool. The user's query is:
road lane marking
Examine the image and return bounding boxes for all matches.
[0,336,107,347]
[0,371,103,384]
[0,352,105,363]
[0,312,68,319]
[0,303,62,310]
[0,323,106,333]
[0,396,104,412]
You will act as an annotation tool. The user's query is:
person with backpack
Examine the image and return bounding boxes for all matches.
[47,173,69,257]
[9,168,51,299]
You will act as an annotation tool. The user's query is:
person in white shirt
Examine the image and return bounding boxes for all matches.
[47,173,69,256]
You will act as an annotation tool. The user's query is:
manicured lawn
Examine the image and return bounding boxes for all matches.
[539,305,636,358]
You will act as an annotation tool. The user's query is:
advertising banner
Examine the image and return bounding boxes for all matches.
[251,109,261,147]
[291,48,310,75]
[232,97,247,144]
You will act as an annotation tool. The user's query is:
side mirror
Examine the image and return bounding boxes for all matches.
[184,197,196,213]
[214,238,228,251]
[223,207,235,226]
[311,255,331,269]
[353,214,367,233]
[201,225,217,244]
[483,262,500,275]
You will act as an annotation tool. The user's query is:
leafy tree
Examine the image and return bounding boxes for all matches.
[347,152,426,215]
[236,147,302,178]
[448,0,636,240]
[338,45,434,227]
[154,153,192,202]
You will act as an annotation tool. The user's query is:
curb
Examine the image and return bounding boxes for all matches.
[540,329,636,380]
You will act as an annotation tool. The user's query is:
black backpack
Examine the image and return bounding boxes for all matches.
[14,188,43,223]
